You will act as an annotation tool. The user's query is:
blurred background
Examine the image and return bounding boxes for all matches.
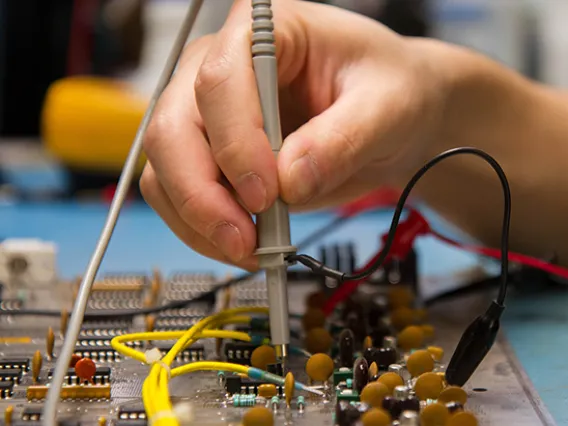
[0,0,567,200]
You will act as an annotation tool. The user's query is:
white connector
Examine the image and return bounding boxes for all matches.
[0,239,57,288]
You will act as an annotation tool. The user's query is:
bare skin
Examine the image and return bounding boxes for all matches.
[140,0,568,269]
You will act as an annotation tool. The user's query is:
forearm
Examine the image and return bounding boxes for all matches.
[410,39,568,265]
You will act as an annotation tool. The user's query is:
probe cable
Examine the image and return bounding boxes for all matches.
[289,147,511,305]
[42,2,206,425]
[289,146,512,386]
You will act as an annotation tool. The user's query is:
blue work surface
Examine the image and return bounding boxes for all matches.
[0,200,567,423]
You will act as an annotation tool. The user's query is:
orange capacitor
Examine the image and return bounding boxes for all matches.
[75,358,97,384]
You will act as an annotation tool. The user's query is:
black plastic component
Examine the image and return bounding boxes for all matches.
[370,374,380,382]
[335,400,365,426]
[47,366,111,385]
[347,243,356,274]
[352,357,369,393]
[338,329,355,368]
[0,381,13,398]
[225,376,242,395]
[363,347,397,370]
[0,357,29,371]
[446,301,504,386]
[382,395,396,416]
[224,375,282,396]
[117,403,146,420]
[224,342,258,365]
[346,312,367,345]
[369,325,390,348]
[22,406,43,420]
[115,422,147,426]
[267,362,283,377]
[0,368,22,383]
[446,402,464,413]
[392,397,420,418]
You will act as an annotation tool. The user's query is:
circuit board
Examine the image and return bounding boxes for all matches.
[0,264,555,426]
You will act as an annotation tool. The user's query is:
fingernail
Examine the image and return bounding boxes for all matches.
[236,172,267,212]
[288,154,319,203]
[210,222,244,262]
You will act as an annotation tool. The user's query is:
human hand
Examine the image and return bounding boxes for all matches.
[140,0,450,270]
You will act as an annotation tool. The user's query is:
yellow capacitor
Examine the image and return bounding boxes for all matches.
[41,77,147,173]
[284,373,295,407]
[257,384,278,399]
[46,327,55,359]
[406,349,434,377]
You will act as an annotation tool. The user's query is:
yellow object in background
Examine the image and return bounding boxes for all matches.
[41,77,148,173]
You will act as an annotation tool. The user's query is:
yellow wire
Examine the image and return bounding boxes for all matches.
[112,307,269,426]
[110,329,251,363]
[145,308,269,426]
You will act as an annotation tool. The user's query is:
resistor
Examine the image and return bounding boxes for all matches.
[297,396,305,413]
[271,396,280,412]
[233,394,256,407]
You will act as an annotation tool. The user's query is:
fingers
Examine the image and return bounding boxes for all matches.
[194,0,307,214]
[143,40,257,264]
[194,2,277,214]
[140,163,258,271]
[278,78,409,206]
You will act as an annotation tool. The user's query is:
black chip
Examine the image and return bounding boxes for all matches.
[224,375,283,396]
[224,343,258,365]
[117,403,146,420]
[0,381,13,398]
[47,367,111,385]
[21,405,43,420]
[0,368,22,383]
[114,421,147,426]
[0,358,29,371]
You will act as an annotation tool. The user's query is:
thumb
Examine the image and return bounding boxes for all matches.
[278,87,400,205]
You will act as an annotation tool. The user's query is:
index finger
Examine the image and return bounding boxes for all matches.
[193,0,295,214]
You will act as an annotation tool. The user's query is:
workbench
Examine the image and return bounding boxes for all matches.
[0,160,566,425]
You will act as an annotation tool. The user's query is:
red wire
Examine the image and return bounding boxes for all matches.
[324,197,568,315]
[430,230,568,280]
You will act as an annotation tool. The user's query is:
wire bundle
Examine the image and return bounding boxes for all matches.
[111,306,320,426]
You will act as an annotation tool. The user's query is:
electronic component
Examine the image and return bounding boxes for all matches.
[304,327,332,354]
[414,372,444,401]
[0,368,22,384]
[360,408,391,426]
[377,372,404,394]
[397,325,425,352]
[117,403,146,420]
[47,366,110,385]
[420,402,449,426]
[0,381,14,398]
[360,382,389,408]
[438,386,468,405]
[242,406,274,426]
[353,357,369,393]
[0,358,30,371]
[0,239,57,293]
[74,358,97,383]
[284,372,294,407]
[225,375,283,396]
[21,406,43,421]
[224,343,259,365]
[338,329,355,368]
[114,422,147,426]
[26,384,111,401]
[305,353,334,382]
[250,345,276,370]
[406,350,435,378]
[153,342,205,363]
[32,350,42,383]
